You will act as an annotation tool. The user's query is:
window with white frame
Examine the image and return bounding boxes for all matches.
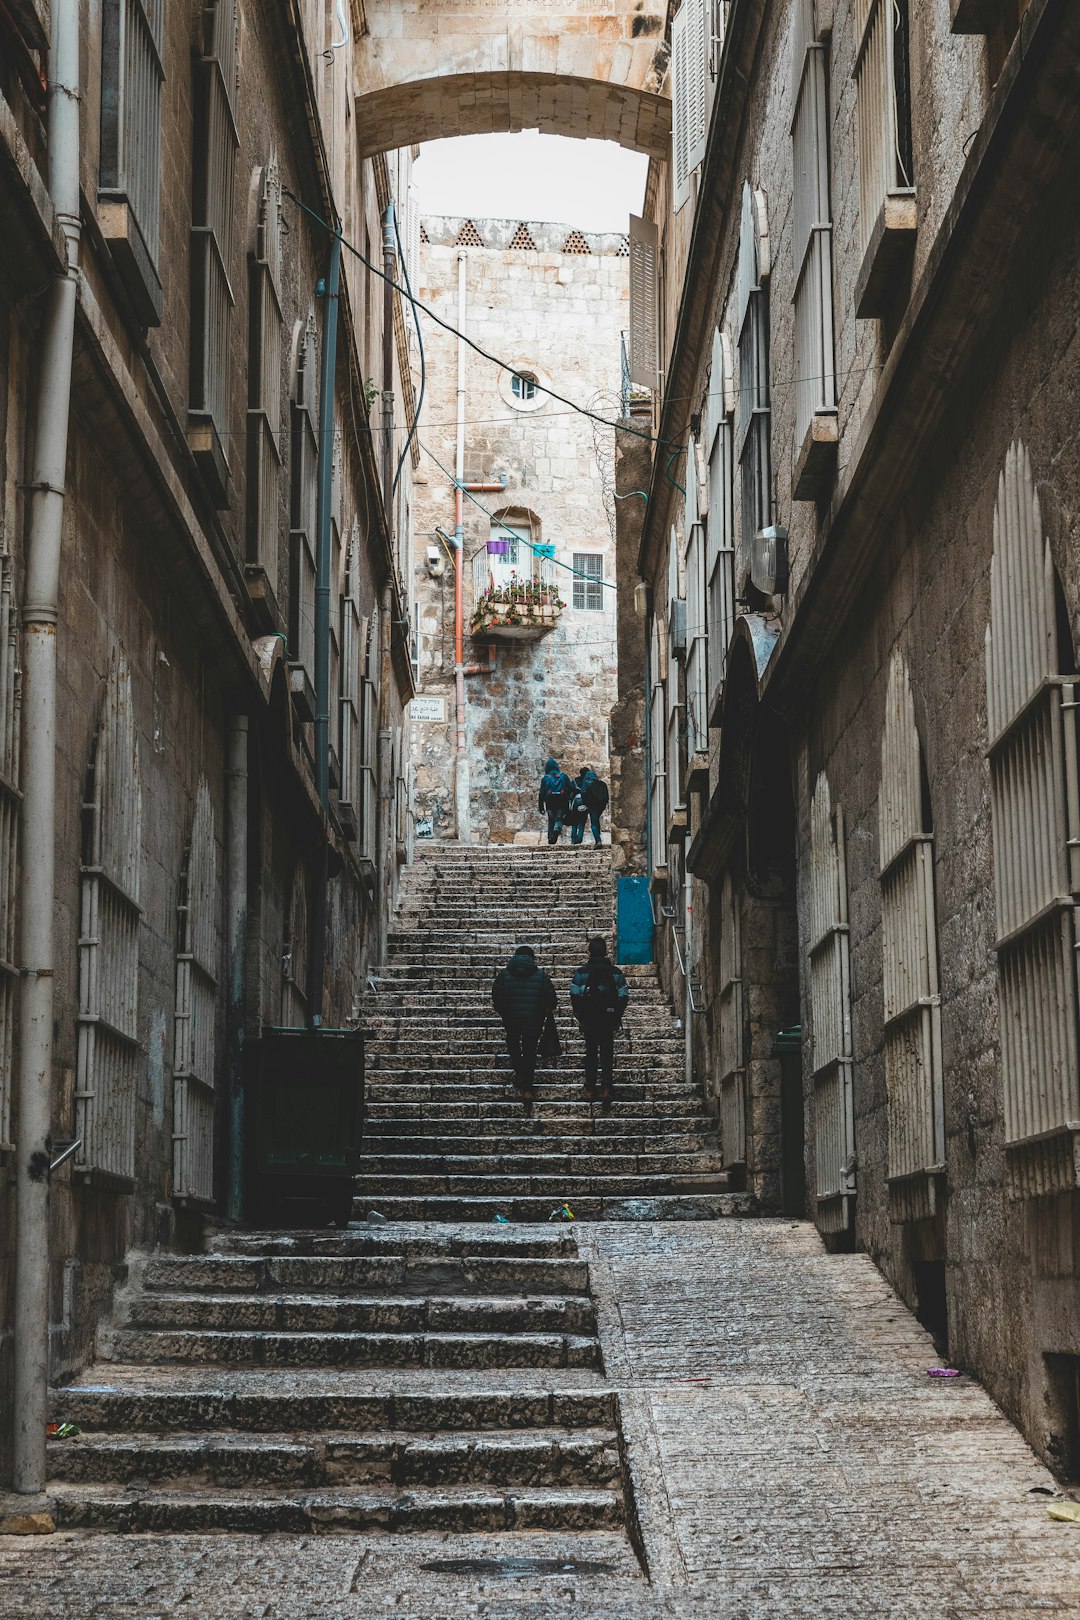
[76,651,143,1184]
[649,614,668,872]
[853,0,915,278]
[736,183,771,568]
[511,373,537,402]
[986,440,1080,1199]
[99,0,165,322]
[717,868,746,1167]
[246,159,284,591]
[808,770,855,1233]
[288,313,319,695]
[684,435,708,761]
[173,777,218,1202]
[705,326,735,721]
[359,609,380,864]
[791,0,837,462]
[572,554,604,612]
[879,649,944,1221]
[280,861,309,1028]
[190,0,238,460]
[671,0,710,212]
[0,548,20,1152]
[338,520,361,838]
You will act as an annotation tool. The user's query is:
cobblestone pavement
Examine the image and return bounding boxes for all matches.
[3,1219,1080,1617]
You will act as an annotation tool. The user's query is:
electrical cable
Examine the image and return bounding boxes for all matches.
[391,210,425,498]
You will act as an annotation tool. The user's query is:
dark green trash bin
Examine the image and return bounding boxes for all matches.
[247,1027,364,1226]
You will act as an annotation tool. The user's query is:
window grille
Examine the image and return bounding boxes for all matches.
[289,314,319,687]
[808,770,855,1232]
[0,549,20,1151]
[717,868,746,1166]
[280,861,309,1028]
[173,777,218,1202]
[736,183,771,565]
[339,521,361,832]
[99,0,165,310]
[666,533,686,820]
[671,0,709,212]
[879,650,944,1220]
[986,440,1080,1198]
[791,0,836,449]
[394,725,409,851]
[572,554,604,612]
[684,435,709,760]
[328,428,344,789]
[649,615,668,873]
[854,0,915,261]
[190,0,239,453]
[359,610,380,863]
[705,326,735,722]
[76,652,143,1185]
[246,160,284,590]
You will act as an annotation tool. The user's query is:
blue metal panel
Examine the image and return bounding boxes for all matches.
[616,875,654,964]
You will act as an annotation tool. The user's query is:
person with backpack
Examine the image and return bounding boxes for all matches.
[569,936,629,1108]
[538,757,573,845]
[569,766,609,847]
[492,944,557,1111]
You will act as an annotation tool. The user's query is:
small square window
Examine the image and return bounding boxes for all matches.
[573,553,604,611]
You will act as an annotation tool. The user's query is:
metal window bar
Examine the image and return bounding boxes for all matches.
[246,164,283,584]
[717,868,746,1165]
[100,0,165,263]
[173,778,218,1201]
[986,441,1080,1197]
[685,516,708,759]
[190,2,238,440]
[808,772,855,1232]
[854,0,915,261]
[280,863,310,1028]
[649,618,667,872]
[572,554,604,612]
[0,550,19,1149]
[792,2,836,446]
[359,677,378,862]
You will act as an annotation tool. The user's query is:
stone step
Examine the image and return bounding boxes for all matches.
[117,1291,597,1337]
[49,1481,623,1534]
[134,1252,591,1297]
[359,1152,719,1178]
[48,1424,621,1490]
[351,1193,754,1222]
[365,1098,704,1121]
[353,1172,729,1201]
[361,1128,713,1153]
[203,1226,581,1257]
[100,1325,601,1371]
[363,1080,691,1101]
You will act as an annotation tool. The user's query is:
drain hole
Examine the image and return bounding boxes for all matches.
[422,1557,617,1578]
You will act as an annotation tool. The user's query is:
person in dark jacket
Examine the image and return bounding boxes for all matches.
[569,936,629,1107]
[569,765,607,847]
[492,945,557,1108]
[538,757,573,845]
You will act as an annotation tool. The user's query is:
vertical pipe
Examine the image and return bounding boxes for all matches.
[224,714,248,1222]
[382,201,395,513]
[453,250,469,841]
[375,580,394,965]
[13,0,81,1496]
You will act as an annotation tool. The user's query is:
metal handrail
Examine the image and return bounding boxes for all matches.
[669,916,705,1016]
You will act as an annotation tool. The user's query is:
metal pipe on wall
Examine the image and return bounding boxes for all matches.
[224,714,248,1222]
[12,0,81,1496]
[453,250,469,841]
[382,202,396,513]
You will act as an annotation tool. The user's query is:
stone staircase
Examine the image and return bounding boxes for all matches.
[46,1226,624,1533]
[358,843,740,1221]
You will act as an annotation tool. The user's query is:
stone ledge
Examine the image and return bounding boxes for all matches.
[0,1493,55,1536]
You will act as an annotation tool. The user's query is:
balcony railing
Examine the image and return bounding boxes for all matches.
[470,560,564,640]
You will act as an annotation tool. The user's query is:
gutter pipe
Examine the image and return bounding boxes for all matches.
[12,0,80,1495]
[453,250,468,840]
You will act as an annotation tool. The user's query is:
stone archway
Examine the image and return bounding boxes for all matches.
[353,0,671,157]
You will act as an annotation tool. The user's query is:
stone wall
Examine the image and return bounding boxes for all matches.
[411,218,628,849]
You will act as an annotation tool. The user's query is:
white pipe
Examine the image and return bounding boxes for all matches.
[13,0,81,1496]
[453,250,470,842]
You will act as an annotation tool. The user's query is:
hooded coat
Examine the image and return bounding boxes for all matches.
[492,948,557,1032]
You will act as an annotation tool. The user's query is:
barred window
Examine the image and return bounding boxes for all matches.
[716,868,745,1168]
[736,183,771,565]
[99,0,165,323]
[328,426,344,792]
[173,777,218,1202]
[572,553,604,612]
[76,652,143,1185]
[666,532,686,821]
[684,435,709,761]
[338,521,361,839]
[808,770,855,1233]
[649,614,668,874]
[879,650,944,1221]
[280,862,310,1029]
[288,313,319,710]
[853,0,915,315]
[0,550,20,1152]
[791,0,837,474]
[359,609,380,864]
[705,325,735,722]
[246,159,284,593]
[189,0,239,479]
[986,440,1080,1199]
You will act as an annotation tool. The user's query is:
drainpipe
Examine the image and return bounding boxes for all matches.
[12,0,80,1496]
[308,229,342,1025]
[453,250,468,841]
[224,715,248,1222]
[381,201,395,514]
[375,580,393,963]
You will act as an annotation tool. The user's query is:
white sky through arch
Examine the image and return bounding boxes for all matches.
[413,132,649,234]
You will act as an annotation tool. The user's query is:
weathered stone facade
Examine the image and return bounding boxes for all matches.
[0,0,417,1481]
[411,217,626,848]
[624,0,1080,1476]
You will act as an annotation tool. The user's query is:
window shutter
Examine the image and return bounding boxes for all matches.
[671,0,692,212]
[628,215,659,391]
[686,0,709,174]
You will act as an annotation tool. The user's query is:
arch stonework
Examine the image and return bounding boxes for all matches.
[353,0,671,157]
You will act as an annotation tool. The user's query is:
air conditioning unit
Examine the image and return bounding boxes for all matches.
[669,598,687,661]
[750,525,789,597]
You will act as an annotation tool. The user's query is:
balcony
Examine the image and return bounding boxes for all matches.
[470,556,564,641]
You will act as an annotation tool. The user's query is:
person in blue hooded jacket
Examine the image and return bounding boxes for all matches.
[568,765,608,847]
[537,757,573,845]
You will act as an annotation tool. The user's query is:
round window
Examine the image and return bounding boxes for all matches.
[511,372,538,402]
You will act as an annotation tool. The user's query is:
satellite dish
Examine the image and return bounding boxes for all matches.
[750,525,789,596]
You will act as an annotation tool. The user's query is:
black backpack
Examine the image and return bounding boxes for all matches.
[584,776,609,814]
[581,961,621,1020]
[542,769,571,812]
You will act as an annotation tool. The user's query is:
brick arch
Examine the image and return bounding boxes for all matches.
[353,6,672,159]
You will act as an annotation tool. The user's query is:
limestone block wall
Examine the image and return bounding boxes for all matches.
[411,218,628,846]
